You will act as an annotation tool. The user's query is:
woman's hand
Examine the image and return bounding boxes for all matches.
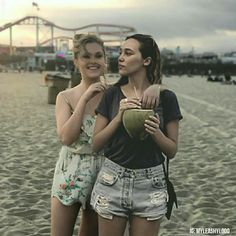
[82,82,107,103]
[144,113,160,135]
[141,85,160,109]
[116,98,141,122]
[92,98,141,152]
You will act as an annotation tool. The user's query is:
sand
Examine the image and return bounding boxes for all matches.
[0,72,235,236]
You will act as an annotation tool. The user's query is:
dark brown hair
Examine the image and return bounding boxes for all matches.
[116,33,162,86]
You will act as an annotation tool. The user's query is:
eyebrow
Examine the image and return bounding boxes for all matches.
[82,50,103,55]
[120,47,135,53]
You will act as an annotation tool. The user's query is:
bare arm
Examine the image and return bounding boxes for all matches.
[145,115,179,159]
[56,82,106,145]
[141,84,168,108]
[92,114,120,152]
[55,93,87,145]
[92,97,141,152]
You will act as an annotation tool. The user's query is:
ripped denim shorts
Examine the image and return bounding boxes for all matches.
[91,158,168,220]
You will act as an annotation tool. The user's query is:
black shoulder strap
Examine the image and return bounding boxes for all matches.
[162,157,169,179]
[163,156,178,220]
[166,156,169,177]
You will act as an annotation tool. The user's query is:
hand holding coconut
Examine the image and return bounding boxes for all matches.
[116,97,141,122]
[144,113,160,135]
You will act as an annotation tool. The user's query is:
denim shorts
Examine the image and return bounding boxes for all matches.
[91,158,168,220]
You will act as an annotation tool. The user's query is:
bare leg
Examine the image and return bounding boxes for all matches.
[123,222,130,236]
[78,208,98,236]
[129,216,161,236]
[51,197,80,236]
[98,215,127,236]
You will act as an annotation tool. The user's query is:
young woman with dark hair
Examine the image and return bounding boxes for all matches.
[91,34,183,236]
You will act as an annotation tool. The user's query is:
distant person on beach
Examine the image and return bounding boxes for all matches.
[17,65,21,73]
[51,34,164,236]
[91,34,182,236]
[223,72,232,84]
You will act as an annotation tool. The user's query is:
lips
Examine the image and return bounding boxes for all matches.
[118,64,125,70]
[87,64,100,70]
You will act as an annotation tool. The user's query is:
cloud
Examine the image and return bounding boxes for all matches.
[1,0,236,52]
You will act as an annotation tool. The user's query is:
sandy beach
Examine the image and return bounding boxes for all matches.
[0,72,235,236]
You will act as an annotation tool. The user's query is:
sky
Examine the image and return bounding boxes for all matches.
[0,0,236,54]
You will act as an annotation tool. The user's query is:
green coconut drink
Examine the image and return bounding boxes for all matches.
[122,109,154,140]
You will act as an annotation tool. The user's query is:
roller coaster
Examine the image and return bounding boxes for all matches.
[0,15,136,53]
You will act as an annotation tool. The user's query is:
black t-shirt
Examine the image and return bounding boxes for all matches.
[96,85,183,169]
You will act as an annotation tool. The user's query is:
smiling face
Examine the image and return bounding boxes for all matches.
[118,38,146,77]
[74,42,105,80]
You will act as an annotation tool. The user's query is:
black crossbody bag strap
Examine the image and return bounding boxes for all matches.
[155,93,178,219]
[162,157,178,220]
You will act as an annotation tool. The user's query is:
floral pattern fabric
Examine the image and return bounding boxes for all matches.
[51,114,104,208]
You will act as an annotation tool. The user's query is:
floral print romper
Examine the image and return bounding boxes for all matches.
[51,113,104,208]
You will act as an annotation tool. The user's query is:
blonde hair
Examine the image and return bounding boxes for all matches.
[73,34,105,59]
